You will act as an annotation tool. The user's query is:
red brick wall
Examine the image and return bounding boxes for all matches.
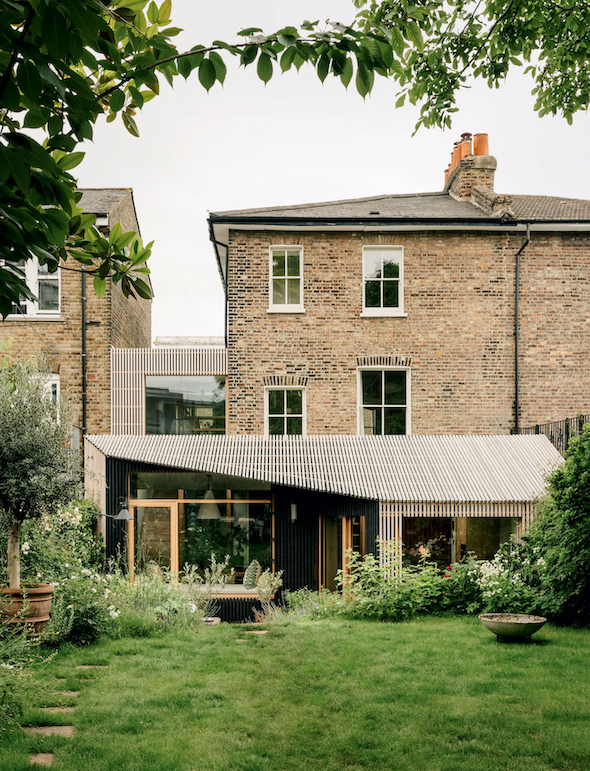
[226,229,590,434]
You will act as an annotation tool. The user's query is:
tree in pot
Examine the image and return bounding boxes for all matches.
[0,350,76,629]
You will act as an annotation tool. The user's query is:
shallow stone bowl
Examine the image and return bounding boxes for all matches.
[478,613,547,641]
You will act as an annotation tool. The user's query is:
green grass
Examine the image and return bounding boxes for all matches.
[3,616,590,770]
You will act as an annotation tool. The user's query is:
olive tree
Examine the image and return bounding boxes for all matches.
[0,351,75,589]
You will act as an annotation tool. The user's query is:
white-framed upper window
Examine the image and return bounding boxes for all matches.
[43,374,60,406]
[6,258,60,317]
[268,246,304,313]
[357,368,410,435]
[361,246,405,317]
[265,387,306,435]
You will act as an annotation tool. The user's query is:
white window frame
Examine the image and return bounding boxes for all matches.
[43,374,60,406]
[360,246,407,318]
[268,245,304,313]
[264,386,307,436]
[356,367,411,435]
[5,257,61,318]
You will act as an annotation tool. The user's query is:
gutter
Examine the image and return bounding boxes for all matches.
[81,267,87,438]
[514,223,531,433]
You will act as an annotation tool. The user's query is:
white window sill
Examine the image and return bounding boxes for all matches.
[267,307,306,314]
[4,314,64,322]
[360,310,408,318]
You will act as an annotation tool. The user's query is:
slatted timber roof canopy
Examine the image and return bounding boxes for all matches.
[85,434,561,503]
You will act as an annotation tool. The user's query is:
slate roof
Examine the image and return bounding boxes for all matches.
[85,434,561,503]
[78,188,131,215]
[210,191,590,223]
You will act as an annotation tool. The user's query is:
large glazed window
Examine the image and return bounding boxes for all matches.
[362,246,404,317]
[265,387,305,435]
[269,246,304,312]
[145,375,226,435]
[130,472,272,575]
[358,369,409,435]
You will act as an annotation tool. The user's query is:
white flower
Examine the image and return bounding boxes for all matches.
[104,588,111,597]
[1,663,16,670]
[536,556,546,567]
[188,602,197,613]
[64,563,69,568]
[36,572,42,579]
[81,568,91,576]
[21,542,30,554]
[109,609,120,619]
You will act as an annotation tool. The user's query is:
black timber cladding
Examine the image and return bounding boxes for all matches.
[274,486,379,592]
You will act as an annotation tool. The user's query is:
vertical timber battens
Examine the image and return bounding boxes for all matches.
[111,347,228,434]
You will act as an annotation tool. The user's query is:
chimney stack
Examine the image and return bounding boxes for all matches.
[443,132,496,198]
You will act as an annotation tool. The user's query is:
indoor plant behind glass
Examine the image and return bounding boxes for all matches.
[0,350,75,630]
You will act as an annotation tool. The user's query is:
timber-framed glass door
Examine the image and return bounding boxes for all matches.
[130,503,179,575]
[319,515,366,590]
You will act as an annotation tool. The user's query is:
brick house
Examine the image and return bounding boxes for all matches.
[209,132,590,436]
[0,189,152,444]
[85,136,575,617]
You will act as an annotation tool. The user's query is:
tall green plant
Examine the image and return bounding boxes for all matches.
[527,424,590,625]
[0,350,75,589]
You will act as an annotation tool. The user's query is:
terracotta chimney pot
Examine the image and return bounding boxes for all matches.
[473,133,489,156]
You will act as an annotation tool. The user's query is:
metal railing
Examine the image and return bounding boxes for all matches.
[513,413,590,454]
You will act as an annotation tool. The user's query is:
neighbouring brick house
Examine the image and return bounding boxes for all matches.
[86,135,578,618]
[0,188,151,443]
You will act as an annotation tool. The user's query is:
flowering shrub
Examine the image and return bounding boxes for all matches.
[476,537,547,615]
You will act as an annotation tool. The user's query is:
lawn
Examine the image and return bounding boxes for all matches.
[4,616,590,770]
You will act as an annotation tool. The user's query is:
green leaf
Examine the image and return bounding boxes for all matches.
[405,21,424,52]
[57,152,85,171]
[340,57,353,88]
[280,47,297,72]
[238,27,263,36]
[317,54,330,83]
[147,1,159,23]
[129,85,144,108]
[132,278,153,299]
[396,93,406,108]
[278,34,298,48]
[122,112,140,137]
[209,51,227,84]
[94,275,107,298]
[241,45,258,66]
[198,58,216,91]
[41,6,70,60]
[160,0,172,22]
[17,61,43,102]
[109,89,126,112]
[257,53,273,84]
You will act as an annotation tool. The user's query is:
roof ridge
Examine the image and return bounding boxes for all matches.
[211,191,452,217]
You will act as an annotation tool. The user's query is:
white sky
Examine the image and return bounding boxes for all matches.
[77,0,590,340]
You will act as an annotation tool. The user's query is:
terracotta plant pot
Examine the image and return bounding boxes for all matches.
[0,584,55,632]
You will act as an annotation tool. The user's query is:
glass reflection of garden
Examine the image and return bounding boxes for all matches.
[131,472,272,577]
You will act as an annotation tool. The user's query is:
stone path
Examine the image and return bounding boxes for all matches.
[27,663,108,767]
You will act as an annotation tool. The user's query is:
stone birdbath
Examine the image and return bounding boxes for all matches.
[478,613,547,642]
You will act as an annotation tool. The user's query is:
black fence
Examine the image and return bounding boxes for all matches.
[512,413,590,454]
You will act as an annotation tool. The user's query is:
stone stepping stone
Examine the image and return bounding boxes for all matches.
[204,617,221,626]
[29,753,54,767]
[57,691,80,698]
[41,707,76,714]
[75,665,108,670]
[244,630,268,635]
[24,726,75,738]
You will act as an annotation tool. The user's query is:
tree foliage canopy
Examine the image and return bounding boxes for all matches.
[0,349,74,525]
[1,0,587,317]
